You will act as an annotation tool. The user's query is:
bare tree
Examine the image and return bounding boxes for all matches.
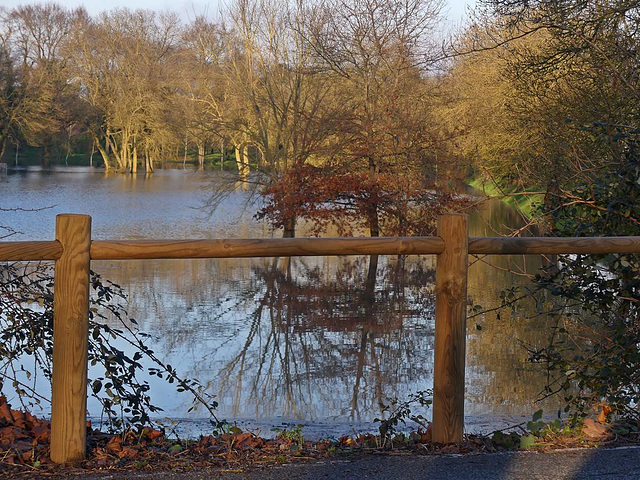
[205,0,345,236]
[303,0,449,236]
[0,4,84,164]
[70,9,182,172]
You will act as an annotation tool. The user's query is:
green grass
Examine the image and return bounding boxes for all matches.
[469,177,544,218]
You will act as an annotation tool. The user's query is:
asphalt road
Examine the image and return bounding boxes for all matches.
[61,446,640,480]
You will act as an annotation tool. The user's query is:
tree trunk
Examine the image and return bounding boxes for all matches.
[234,145,250,180]
[283,217,296,238]
[117,133,129,172]
[541,177,560,235]
[145,145,154,173]
[234,146,241,174]
[41,145,51,168]
[105,129,110,157]
[183,134,188,168]
[106,134,121,170]
[197,143,205,171]
[132,142,138,173]
[94,137,113,172]
[65,129,71,166]
[368,204,380,237]
[367,155,380,237]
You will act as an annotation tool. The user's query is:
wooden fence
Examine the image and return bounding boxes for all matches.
[1,213,639,463]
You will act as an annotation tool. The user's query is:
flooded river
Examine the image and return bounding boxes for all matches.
[1,166,562,437]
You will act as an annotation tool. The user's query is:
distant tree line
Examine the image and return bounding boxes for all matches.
[1,0,638,236]
[0,0,472,237]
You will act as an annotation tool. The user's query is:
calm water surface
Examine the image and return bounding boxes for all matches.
[1,167,562,437]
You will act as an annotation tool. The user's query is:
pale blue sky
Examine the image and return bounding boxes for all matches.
[1,0,477,24]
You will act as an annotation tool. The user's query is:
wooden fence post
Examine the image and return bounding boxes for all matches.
[51,214,92,463]
[432,214,469,443]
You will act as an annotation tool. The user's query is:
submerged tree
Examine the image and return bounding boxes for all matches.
[70,9,183,172]
[257,162,470,237]
[257,0,469,237]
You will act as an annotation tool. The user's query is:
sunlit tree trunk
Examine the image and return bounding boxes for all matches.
[183,134,188,167]
[121,136,129,172]
[94,136,113,172]
[132,140,138,173]
[197,143,205,170]
[234,145,250,179]
[220,139,226,170]
[144,144,154,172]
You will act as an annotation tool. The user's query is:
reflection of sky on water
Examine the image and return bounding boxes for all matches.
[2,168,563,437]
[2,167,268,240]
[93,255,437,437]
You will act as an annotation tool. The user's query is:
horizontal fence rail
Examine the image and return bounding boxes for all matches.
[0,240,63,261]
[3,236,640,262]
[89,237,447,259]
[1,213,639,463]
[468,236,640,255]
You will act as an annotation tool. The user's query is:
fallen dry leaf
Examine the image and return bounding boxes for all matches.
[440,444,460,454]
[118,446,139,459]
[233,432,253,445]
[0,397,14,424]
[0,425,29,446]
[582,419,610,440]
[146,429,163,441]
[32,425,50,443]
[10,410,26,429]
[105,435,123,453]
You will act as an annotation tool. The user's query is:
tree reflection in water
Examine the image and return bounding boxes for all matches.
[210,254,436,423]
[3,171,569,432]
[90,196,565,432]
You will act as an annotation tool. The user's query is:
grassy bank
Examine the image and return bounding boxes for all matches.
[468,177,544,219]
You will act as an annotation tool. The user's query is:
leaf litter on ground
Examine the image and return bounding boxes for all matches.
[0,396,638,478]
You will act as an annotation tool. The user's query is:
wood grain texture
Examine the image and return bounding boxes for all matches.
[1,235,637,262]
[433,214,469,444]
[90,236,640,260]
[0,241,63,261]
[51,215,91,463]
[90,237,447,260]
[469,236,640,255]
